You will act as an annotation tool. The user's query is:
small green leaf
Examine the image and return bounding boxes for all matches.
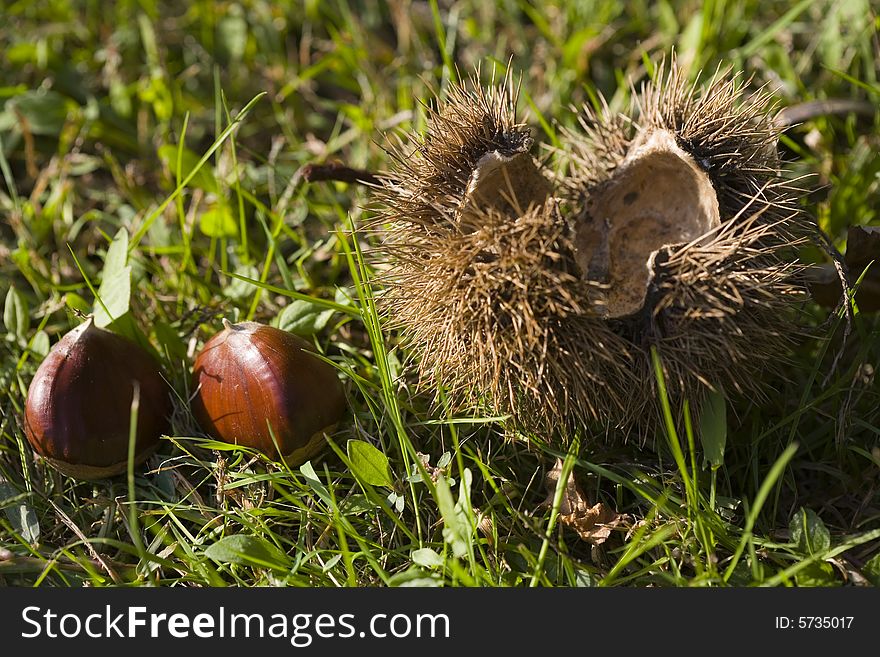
[0,478,39,544]
[412,547,444,569]
[152,321,187,360]
[435,475,468,558]
[217,13,248,62]
[29,330,50,358]
[109,78,132,118]
[789,508,831,555]
[794,561,839,587]
[458,467,473,508]
[322,553,342,572]
[347,439,393,488]
[334,286,355,307]
[387,490,405,514]
[3,285,28,339]
[699,387,727,468]
[65,292,91,315]
[204,535,291,571]
[93,229,132,328]
[222,263,259,301]
[299,461,332,506]
[8,90,73,136]
[574,569,598,587]
[157,144,219,194]
[93,266,131,327]
[199,204,237,239]
[103,228,129,278]
[340,494,379,515]
[388,566,443,587]
[275,299,335,337]
[863,553,880,586]
[396,578,443,587]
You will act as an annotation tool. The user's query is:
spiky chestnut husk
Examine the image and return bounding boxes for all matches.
[557,60,811,413]
[375,63,812,437]
[373,74,580,431]
[383,199,642,433]
[24,318,171,480]
[374,72,551,235]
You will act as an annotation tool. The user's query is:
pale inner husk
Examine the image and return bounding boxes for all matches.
[574,129,721,317]
[457,150,551,228]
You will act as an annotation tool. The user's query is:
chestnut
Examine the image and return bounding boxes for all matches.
[190,320,346,465]
[24,318,172,480]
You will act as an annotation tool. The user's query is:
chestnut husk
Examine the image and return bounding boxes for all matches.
[190,320,346,465]
[24,318,172,480]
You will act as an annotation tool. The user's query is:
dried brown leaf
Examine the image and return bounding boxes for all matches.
[543,458,626,546]
[559,502,626,545]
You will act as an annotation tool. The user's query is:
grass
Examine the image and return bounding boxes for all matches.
[0,0,878,588]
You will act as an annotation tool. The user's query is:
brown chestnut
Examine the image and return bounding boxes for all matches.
[24,318,172,480]
[190,320,346,465]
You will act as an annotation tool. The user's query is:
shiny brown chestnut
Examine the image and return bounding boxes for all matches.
[24,318,172,480]
[190,320,346,465]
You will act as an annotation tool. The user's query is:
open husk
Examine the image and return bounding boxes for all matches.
[373,61,812,437]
